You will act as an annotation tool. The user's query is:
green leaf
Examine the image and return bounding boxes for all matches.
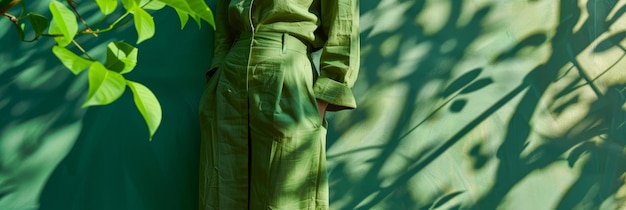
[95,0,118,15]
[105,41,138,74]
[83,62,126,107]
[132,6,154,44]
[187,0,215,29]
[121,0,139,10]
[189,13,202,29]
[174,8,189,29]
[141,0,166,10]
[52,46,93,75]
[156,0,215,29]
[48,20,71,47]
[155,0,192,13]
[154,0,193,27]
[49,0,77,46]
[126,80,162,140]
[26,13,48,41]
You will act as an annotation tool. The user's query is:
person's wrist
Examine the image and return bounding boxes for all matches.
[316,99,329,111]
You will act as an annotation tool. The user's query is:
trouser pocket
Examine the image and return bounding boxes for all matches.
[265,126,326,209]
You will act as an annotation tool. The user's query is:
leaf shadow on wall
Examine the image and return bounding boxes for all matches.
[34,6,212,210]
[327,1,497,209]
[0,3,86,208]
[326,0,626,209]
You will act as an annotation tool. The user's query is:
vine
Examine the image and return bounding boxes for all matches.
[1,0,215,140]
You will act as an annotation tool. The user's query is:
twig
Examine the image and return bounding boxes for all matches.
[71,39,94,60]
[0,0,21,15]
[2,12,18,23]
[66,0,97,37]
[88,11,131,34]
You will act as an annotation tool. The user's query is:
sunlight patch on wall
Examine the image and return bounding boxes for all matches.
[415,0,451,36]
[361,0,414,38]
[0,120,82,210]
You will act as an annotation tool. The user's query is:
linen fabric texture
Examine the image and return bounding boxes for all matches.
[199,0,359,209]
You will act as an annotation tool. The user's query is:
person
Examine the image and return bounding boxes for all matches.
[198,0,359,209]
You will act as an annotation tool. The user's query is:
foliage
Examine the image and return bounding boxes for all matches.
[0,0,215,140]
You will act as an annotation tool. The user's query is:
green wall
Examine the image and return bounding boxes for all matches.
[1,0,625,209]
[1,2,211,209]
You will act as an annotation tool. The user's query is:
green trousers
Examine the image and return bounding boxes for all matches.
[199,32,329,210]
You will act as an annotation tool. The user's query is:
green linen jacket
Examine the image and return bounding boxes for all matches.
[209,0,360,111]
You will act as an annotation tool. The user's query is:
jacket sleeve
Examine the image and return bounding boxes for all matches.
[208,0,236,74]
[315,0,360,111]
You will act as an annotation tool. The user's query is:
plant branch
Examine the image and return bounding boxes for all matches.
[109,10,131,29]
[0,0,21,15]
[65,0,97,37]
[2,12,18,23]
[71,39,94,60]
[140,0,155,8]
[87,11,132,34]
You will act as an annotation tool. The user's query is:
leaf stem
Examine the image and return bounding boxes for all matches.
[0,0,21,15]
[140,0,153,8]
[66,0,97,37]
[71,39,94,60]
[2,12,18,23]
[109,10,131,29]
[88,10,131,34]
